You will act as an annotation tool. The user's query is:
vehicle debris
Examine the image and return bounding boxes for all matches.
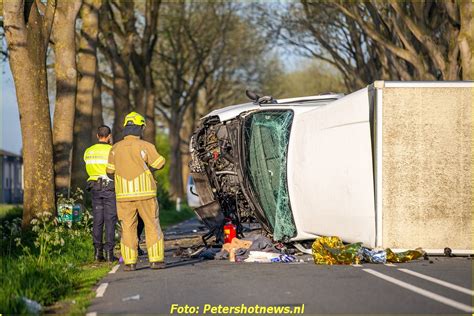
[21,297,42,315]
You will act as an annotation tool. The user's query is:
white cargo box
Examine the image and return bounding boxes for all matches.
[289,81,473,254]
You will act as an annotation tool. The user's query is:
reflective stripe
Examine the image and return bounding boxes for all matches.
[116,191,156,200]
[85,159,109,165]
[121,242,137,264]
[150,156,165,169]
[114,172,156,200]
[148,239,164,263]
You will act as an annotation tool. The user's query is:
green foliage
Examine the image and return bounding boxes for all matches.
[155,131,171,194]
[0,190,109,314]
[0,204,23,221]
[154,131,175,211]
[160,204,195,230]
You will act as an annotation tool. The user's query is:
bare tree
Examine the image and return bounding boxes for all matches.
[91,64,104,142]
[4,0,57,227]
[51,0,82,194]
[97,0,162,144]
[263,1,472,91]
[130,0,161,144]
[333,1,470,80]
[71,0,102,190]
[153,1,261,198]
[98,0,135,141]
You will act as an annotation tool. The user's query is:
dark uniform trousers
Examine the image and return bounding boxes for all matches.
[90,181,117,252]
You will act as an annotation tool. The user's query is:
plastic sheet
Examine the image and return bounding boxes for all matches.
[311,236,363,265]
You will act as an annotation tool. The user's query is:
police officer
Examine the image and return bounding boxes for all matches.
[106,112,166,271]
[84,125,118,262]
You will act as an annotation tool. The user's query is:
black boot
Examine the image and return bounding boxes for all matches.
[150,261,166,269]
[94,248,105,262]
[105,250,118,262]
[123,264,136,272]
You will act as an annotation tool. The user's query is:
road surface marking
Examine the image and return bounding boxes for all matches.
[351,264,363,267]
[363,269,473,313]
[398,268,474,296]
[384,263,397,267]
[85,313,97,316]
[96,283,109,298]
[109,264,120,274]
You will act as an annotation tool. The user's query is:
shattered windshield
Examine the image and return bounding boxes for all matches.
[244,110,297,241]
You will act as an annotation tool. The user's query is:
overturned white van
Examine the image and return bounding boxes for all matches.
[189,81,473,254]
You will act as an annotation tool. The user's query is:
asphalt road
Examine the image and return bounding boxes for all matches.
[87,220,473,315]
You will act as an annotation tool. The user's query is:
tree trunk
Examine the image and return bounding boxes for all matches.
[71,0,101,190]
[91,68,104,142]
[4,0,57,227]
[143,90,156,144]
[52,0,82,195]
[168,116,184,199]
[458,0,472,80]
[111,65,130,142]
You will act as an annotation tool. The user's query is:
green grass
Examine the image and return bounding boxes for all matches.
[0,204,23,221]
[160,205,196,229]
[44,263,112,314]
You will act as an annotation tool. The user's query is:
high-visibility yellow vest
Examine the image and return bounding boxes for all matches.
[84,143,112,181]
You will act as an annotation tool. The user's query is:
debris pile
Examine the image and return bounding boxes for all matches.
[165,220,424,265]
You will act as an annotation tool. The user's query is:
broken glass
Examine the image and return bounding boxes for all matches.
[244,110,297,241]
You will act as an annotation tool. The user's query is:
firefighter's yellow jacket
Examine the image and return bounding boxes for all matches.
[106,135,165,201]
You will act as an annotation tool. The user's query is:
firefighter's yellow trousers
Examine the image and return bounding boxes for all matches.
[117,198,164,265]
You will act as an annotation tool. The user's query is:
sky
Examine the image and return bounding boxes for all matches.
[1,60,22,155]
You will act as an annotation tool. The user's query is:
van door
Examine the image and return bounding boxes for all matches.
[288,88,376,247]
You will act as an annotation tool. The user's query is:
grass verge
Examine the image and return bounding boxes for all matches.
[44,263,112,314]
[1,200,196,314]
[0,204,23,220]
[160,205,196,229]
[0,204,112,314]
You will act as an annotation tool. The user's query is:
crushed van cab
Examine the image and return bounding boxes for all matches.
[189,93,346,243]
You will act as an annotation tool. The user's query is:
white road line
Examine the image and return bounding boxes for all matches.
[398,268,474,296]
[109,264,120,274]
[351,264,363,267]
[363,269,473,313]
[86,312,97,316]
[384,263,397,267]
[96,283,109,298]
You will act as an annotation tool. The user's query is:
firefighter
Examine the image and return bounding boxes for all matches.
[106,112,166,271]
[84,125,118,262]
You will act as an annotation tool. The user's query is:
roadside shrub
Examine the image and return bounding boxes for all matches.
[0,190,96,314]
